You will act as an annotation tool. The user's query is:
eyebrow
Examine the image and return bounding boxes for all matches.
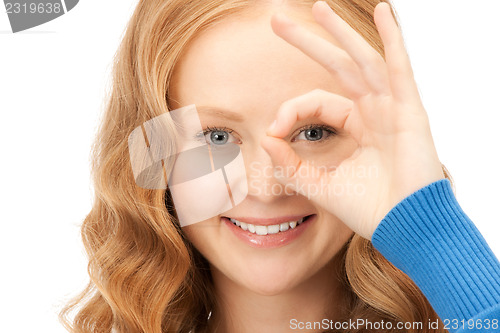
[195,105,245,122]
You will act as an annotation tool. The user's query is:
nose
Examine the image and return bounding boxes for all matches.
[244,144,295,203]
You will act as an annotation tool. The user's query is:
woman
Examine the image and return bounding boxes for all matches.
[60,0,500,332]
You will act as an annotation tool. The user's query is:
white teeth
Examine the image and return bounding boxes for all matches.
[227,216,309,234]
[230,218,241,227]
[255,225,268,235]
[267,224,280,234]
[279,222,289,232]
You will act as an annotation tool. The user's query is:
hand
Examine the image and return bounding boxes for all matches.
[260,1,445,239]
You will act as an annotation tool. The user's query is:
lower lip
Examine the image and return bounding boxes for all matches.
[223,215,315,249]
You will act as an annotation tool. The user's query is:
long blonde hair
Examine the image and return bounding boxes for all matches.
[60,0,451,332]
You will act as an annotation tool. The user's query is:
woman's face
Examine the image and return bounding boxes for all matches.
[169,5,356,296]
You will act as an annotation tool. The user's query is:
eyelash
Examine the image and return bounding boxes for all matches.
[202,126,234,136]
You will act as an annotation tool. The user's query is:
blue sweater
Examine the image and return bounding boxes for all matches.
[372,179,500,332]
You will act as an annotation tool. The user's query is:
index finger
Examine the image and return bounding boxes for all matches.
[311,1,391,95]
[266,89,354,138]
[271,12,370,99]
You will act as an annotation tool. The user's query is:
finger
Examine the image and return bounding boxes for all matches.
[266,89,355,139]
[312,1,391,96]
[374,2,420,103]
[260,135,326,199]
[271,12,370,100]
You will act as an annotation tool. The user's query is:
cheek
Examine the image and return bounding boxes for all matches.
[182,217,221,255]
[320,216,354,255]
[308,213,353,263]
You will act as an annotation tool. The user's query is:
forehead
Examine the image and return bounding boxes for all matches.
[169,6,345,111]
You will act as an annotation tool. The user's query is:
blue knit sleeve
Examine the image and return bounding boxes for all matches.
[371,179,500,333]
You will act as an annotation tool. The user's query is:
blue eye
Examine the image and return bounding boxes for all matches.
[197,127,239,146]
[293,125,336,142]
[209,130,229,145]
[300,128,323,141]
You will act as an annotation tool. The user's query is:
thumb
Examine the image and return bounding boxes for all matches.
[260,135,326,200]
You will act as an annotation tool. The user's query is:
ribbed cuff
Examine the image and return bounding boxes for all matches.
[371,179,500,325]
[456,304,500,332]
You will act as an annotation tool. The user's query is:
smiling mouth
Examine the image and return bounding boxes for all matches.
[222,215,314,235]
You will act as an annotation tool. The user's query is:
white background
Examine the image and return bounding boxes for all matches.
[1,1,499,332]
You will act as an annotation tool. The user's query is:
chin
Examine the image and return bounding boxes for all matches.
[223,251,317,296]
[239,266,305,296]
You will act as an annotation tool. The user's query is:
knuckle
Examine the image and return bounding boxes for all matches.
[324,58,339,73]
[324,54,350,74]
